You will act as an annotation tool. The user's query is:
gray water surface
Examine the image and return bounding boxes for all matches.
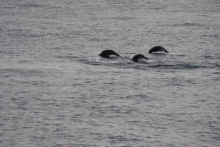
[0,0,220,147]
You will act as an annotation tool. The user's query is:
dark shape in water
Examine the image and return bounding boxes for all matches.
[99,50,123,58]
[132,54,148,62]
[148,46,169,53]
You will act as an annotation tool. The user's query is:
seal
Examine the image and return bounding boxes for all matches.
[132,54,148,62]
[99,50,123,58]
[148,46,169,53]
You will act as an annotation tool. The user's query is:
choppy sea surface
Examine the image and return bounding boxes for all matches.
[0,0,220,147]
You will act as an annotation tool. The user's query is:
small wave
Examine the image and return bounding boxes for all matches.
[20,3,45,8]
[214,63,220,68]
[149,63,209,69]
[82,57,154,71]
[173,22,206,28]
[79,55,217,71]
[86,57,123,65]
[0,68,45,78]
[56,55,78,59]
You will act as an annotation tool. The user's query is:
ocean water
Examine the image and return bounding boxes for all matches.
[0,0,220,147]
